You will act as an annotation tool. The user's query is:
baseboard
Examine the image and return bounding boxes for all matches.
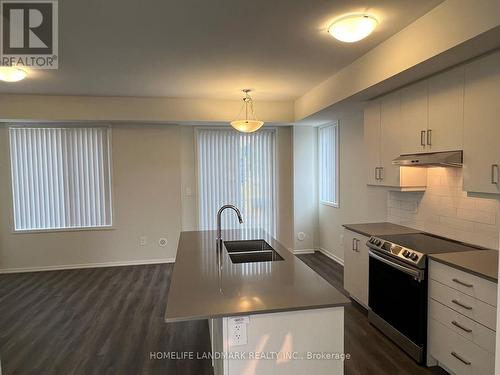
[290,248,315,255]
[318,247,344,266]
[0,258,176,274]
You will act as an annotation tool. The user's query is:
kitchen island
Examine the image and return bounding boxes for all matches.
[165,229,350,375]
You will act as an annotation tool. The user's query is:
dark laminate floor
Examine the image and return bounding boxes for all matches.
[0,253,448,375]
[0,265,212,375]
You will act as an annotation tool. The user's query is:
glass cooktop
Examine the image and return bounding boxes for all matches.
[378,233,481,255]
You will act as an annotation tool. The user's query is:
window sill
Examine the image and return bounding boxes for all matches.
[320,201,339,208]
[12,226,115,234]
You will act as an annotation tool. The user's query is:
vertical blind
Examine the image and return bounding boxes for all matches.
[9,126,112,231]
[319,123,339,205]
[197,128,276,236]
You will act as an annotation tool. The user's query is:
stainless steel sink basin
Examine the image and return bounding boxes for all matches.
[224,240,284,264]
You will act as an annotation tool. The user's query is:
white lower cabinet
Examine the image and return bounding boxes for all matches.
[343,229,369,307]
[429,318,494,375]
[428,260,496,374]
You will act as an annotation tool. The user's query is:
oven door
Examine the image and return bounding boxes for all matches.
[368,249,427,361]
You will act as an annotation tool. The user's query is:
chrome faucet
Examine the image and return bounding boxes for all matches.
[216,205,243,241]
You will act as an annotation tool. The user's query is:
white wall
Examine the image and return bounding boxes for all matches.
[0,124,182,271]
[0,94,294,124]
[317,111,387,262]
[388,168,500,250]
[292,126,318,251]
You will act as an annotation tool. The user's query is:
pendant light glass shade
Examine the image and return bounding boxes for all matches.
[230,119,264,133]
[230,90,264,133]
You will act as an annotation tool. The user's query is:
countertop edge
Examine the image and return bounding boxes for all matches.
[342,222,421,237]
[165,300,350,323]
[428,255,498,283]
[342,225,372,237]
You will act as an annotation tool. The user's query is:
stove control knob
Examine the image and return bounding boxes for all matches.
[402,250,410,257]
[410,253,419,261]
[376,240,382,246]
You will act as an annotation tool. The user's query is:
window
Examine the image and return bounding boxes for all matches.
[9,126,113,231]
[196,128,276,236]
[318,122,339,206]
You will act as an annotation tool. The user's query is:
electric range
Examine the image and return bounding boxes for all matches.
[365,232,481,364]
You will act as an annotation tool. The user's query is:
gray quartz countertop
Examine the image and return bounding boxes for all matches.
[429,250,498,283]
[343,222,421,237]
[165,229,350,323]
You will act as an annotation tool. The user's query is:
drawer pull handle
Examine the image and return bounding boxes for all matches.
[451,320,472,333]
[452,278,473,288]
[452,299,473,310]
[451,351,471,365]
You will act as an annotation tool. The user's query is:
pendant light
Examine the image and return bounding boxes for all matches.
[230,89,264,133]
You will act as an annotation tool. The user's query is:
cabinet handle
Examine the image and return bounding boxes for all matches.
[452,299,473,310]
[452,278,473,288]
[352,238,356,251]
[354,239,360,252]
[375,167,379,181]
[420,130,426,146]
[427,129,432,146]
[378,167,384,181]
[491,164,499,185]
[451,320,472,333]
[451,351,471,365]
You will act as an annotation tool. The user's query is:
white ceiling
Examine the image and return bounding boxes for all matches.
[0,0,443,101]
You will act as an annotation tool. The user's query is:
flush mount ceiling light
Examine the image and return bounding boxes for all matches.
[230,89,264,133]
[328,14,378,43]
[0,66,27,82]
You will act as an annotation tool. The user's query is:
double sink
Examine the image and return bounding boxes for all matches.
[224,239,284,264]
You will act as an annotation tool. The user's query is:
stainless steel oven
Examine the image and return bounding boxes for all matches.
[368,246,427,363]
[366,233,481,364]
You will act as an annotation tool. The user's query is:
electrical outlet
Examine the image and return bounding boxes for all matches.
[229,317,249,346]
[158,238,168,247]
[139,236,147,246]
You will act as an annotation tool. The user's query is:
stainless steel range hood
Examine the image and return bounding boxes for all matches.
[392,151,463,167]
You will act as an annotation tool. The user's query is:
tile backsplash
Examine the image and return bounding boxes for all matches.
[388,168,500,250]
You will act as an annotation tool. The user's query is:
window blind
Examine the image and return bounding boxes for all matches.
[196,128,276,236]
[319,123,339,206]
[9,126,112,231]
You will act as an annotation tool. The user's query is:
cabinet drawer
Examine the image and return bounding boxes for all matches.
[430,260,497,307]
[429,318,494,375]
[429,299,495,354]
[429,280,496,330]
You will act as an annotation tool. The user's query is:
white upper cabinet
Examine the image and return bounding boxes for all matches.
[380,92,403,186]
[364,99,381,186]
[463,51,500,194]
[428,66,464,152]
[364,94,427,190]
[401,80,428,154]
[400,66,464,155]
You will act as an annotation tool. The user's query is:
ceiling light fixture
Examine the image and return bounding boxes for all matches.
[0,66,27,82]
[328,14,378,43]
[230,89,264,133]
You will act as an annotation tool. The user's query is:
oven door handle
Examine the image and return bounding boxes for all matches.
[369,250,424,281]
